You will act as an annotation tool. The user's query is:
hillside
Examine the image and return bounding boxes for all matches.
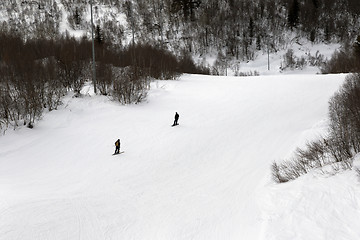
[0,0,359,70]
[1,74,359,239]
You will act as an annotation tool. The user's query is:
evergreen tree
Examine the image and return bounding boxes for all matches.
[171,0,201,21]
[310,29,316,42]
[354,35,360,71]
[74,7,81,25]
[256,35,261,50]
[95,25,103,44]
[249,17,254,40]
[124,0,136,45]
[288,0,300,29]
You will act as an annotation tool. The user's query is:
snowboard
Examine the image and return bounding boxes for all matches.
[171,124,179,127]
[112,151,124,155]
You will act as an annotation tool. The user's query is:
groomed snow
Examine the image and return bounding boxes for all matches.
[1,74,360,240]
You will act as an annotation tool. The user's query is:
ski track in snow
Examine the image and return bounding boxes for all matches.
[1,74,359,240]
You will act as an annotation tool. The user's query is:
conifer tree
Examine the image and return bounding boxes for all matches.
[288,0,300,29]
[95,25,103,44]
[171,0,201,21]
[354,35,360,71]
[74,7,81,25]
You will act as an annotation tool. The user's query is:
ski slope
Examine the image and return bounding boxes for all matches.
[1,74,360,240]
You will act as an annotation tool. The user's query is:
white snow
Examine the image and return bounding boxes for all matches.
[55,0,87,38]
[196,39,341,76]
[1,73,359,239]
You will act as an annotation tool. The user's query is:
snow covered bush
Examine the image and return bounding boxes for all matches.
[271,161,302,183]
[280,49,306,71]
[212,51,228,76]
[307,51,325,67]
[111,66,150,104]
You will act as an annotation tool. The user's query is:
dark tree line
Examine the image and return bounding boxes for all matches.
[0,30,208,132]
[322,35,360,73]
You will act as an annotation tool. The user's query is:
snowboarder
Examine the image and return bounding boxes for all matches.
[114,139,120,154]
[173,112,179,126]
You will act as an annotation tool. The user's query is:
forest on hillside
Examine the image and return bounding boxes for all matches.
[0,0,359,132]
[1,0,359,60]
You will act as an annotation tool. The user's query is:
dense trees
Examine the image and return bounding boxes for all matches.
[0,31,207,132]
[322,35,360,73]
[171,0,201,21]
[1,0,358,63]
[0,0,359,132]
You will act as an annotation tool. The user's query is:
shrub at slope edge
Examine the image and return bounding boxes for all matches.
[272,73,360,183]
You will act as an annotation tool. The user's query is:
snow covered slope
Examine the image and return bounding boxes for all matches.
[1,74,359,240]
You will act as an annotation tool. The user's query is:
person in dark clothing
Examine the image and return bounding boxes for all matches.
[114,139,120,154]
[173,112,179,126]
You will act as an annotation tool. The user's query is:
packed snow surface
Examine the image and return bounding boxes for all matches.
[1,74,360,240]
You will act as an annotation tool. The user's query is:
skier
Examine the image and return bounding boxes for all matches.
[114,139,120,154]
[173,112,179,126]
